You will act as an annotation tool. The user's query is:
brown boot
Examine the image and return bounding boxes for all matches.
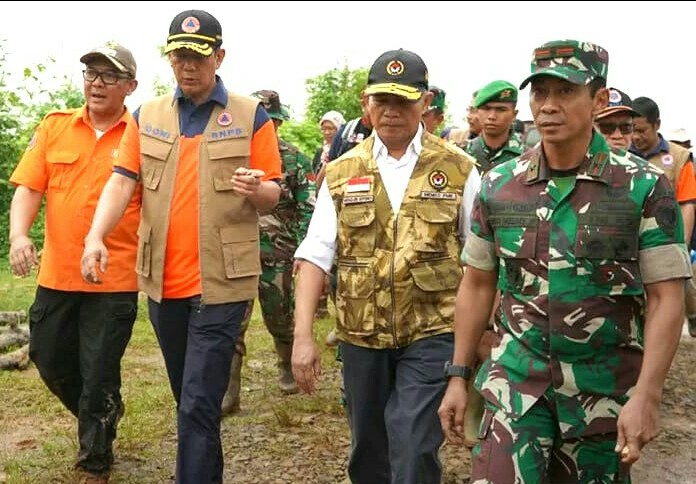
[221,352,243,416]
[275,342,299,394]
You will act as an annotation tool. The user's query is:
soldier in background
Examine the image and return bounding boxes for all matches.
[630,96,696,337]
[422,85,446,134]
[465,80,525,174]
[439,39,691,483]
[221,91,316,415]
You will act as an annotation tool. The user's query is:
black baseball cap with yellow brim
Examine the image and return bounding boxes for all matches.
[164,10,222,57]
[363,49,428,101]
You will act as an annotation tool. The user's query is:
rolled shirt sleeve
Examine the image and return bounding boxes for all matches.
[639,174,692,283]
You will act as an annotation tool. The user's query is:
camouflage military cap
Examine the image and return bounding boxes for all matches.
[428,85,446,112]
[474,80,518,108]
[519,40,608,89]
[251,90,285,121]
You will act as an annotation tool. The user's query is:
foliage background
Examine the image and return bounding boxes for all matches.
[0,41,366,260]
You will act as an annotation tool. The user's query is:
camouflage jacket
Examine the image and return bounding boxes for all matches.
[465,131,525,174]
[463,132,691,438]
[326,132,473,349]
[259,138,316,264]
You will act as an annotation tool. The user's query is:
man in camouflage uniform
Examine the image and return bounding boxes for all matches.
[465,80,525,174]
[438,40,692,483]
[221,90,315,415]
[293,49,480,484]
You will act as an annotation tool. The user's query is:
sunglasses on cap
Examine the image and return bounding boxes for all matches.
[597,121,633,136]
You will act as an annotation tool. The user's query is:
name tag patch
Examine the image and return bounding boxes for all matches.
[420,191,456,200]
[343,195,374,205]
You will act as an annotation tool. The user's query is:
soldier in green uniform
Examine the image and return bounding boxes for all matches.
[422,85,446,134]
[438,39,692,483]
[221,90,316,415]
[465,80,525,174]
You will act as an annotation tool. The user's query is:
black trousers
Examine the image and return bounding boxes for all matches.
[148,296,245,484]
[28,286,137,474]
[341,333,453,484]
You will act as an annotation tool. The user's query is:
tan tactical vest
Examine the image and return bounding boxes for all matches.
[647,141,690,189]
[326,132,473,349]
[137,93,261,304]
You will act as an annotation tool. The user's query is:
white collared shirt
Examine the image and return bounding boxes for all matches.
[295,125,481,272]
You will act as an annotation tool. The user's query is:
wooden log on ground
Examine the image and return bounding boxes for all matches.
[0,327,30,351]
[0,344,30,370]
[0,311,27,327]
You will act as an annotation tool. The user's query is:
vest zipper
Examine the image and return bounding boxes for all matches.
[391,216,399,347]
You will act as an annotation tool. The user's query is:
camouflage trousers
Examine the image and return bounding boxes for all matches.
[471,388,630,484]
[235,262,294,356]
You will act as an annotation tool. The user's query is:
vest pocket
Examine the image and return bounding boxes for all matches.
[46,151,79,191]
[140,136,172,191]
[136,224,152,277]
[411,259,461,326]
[338,205,376,256]
[414,200,458,252]
[336,262,375,335]
[220,226,261,278]
[209,138,250,191]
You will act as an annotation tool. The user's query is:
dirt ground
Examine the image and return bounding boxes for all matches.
[1,332,696,483]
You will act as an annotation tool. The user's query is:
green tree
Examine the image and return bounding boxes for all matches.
[279,64,367,157]
[0,44,83,259]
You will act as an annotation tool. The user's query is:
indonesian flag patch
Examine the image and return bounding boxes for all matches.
[346,176,371,193]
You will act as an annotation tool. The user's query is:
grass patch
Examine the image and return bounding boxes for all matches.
[0,267,345,482]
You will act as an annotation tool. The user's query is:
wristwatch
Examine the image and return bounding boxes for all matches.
[444,361,473,380]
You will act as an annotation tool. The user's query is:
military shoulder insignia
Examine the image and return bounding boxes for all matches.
[386,60,404,76]
[181,16,201,33]
[428,170,448,190]
[217,112,232,127]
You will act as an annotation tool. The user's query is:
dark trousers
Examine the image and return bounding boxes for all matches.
[148,296,245,484]
[28,286,137,474]
[340,333,453,484]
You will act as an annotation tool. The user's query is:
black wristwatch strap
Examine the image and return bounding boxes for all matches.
[444,361,473,380]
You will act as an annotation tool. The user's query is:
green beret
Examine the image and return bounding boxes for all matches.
[428,85,446,112]
[474,80,518,108]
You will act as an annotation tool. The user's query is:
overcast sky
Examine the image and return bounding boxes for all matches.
[2,1,694,138]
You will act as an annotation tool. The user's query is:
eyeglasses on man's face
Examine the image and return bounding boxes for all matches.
[597,121,633,136]
[82,69,131,85]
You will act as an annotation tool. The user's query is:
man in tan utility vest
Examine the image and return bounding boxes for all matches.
[80,9,282,484]
[292,48,481,484]
[630,96,696,337]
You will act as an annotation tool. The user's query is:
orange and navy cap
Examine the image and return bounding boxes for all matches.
[164,10,222,57]
[363,49,428,101]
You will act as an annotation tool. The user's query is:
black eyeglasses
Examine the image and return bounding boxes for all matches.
[82,69,131,85]
[597,122,633,136]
